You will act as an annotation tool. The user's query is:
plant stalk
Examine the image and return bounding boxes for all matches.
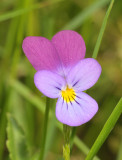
[63,124,71,160]
[39,97,50,160]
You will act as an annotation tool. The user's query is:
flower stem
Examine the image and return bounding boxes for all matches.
[63,124,71,160]
[39,97,50,160]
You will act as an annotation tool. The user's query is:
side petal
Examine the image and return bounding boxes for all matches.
[56,92,98,126]
[67,58,102,91]
[34,70,65,98]
[22,36,61,72]
[52,30,86,74]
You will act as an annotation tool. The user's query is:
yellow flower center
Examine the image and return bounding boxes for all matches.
[61,86,76,103]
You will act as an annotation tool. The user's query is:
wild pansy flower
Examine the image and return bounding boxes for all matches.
[22,30,101,126]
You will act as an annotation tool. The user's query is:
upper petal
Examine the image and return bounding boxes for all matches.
[67,58,102,91]
[51,30,86,75]
[22,36,61,72]
[34,70,66,98]
[56,92,98,126]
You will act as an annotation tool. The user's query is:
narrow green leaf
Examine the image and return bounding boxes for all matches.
[92,0,115,59]
[0,18,19,160]
[0,0,64,22]
[86,98,122,160]
[62,0,110,30]
[0,1,33,159]
[74,136,100,160]
[70,127,77,149]
[44,108,57,159]
[6,114,30,160]
[39,98,50,160]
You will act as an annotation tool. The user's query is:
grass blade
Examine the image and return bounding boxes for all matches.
[39,98,50,160]
[92,0,115,59]
[6,114,30,160]
[0,3,21,159]
[62,0,110,30]
[86,98,122,160]
[0,0,63,22]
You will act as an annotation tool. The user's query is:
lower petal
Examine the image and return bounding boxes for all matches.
[56,92,98,126]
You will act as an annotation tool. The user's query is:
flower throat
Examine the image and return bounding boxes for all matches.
[61,86,76,103]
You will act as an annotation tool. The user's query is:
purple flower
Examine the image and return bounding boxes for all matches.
[22,30,101,126]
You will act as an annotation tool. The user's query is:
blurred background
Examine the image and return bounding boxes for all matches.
[0,0,122,160]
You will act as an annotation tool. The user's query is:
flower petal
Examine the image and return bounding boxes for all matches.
[67,58,102,91]
[22,36,61,72]
[52,30,86,74]
[56,92,98,126]
[34,70,66,98]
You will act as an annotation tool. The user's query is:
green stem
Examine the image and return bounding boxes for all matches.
[70,127,77,151]
[62,0,110,30]
[85,98,122,160]
[92,0,114,59]
[39,97,50,160]
[63,124,71,160]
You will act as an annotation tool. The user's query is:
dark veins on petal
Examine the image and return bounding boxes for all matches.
[71,95,80,105]
[55,86,61,90]
[72,77,81,87]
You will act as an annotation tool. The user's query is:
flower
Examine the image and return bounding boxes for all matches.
[22,30,101,126]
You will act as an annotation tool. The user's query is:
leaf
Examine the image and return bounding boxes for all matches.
[6,114,30,160]
[85,98,122,160]
[92,0,115,59]
[0,0,64,22]
[62,0,110,30]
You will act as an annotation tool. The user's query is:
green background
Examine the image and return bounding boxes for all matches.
[0,0,122,160]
